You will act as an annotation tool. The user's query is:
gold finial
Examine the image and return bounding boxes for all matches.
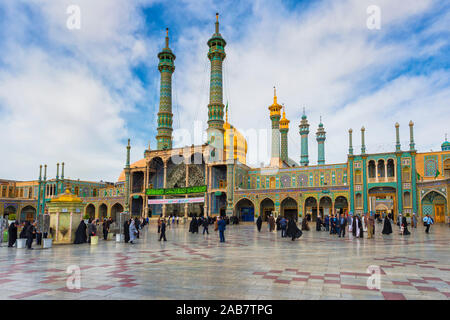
[361,126,365,131]
[216,12,219,22]
[395,122,399,128]
[273,86,277,104]
[349,128,353,133]
[165,28,169,48]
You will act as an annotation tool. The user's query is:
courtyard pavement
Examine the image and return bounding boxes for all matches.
[0,221,449,300]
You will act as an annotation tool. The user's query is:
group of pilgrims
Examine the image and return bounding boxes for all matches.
[256,214,303,241]
[4,209,434,249]
[254,211,423,240]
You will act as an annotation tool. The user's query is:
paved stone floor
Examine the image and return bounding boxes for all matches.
[0,222,449,300]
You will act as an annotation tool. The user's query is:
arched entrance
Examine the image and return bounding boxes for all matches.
[421,191,447,223]
[304,197,318,221]
[85,204,95,219]
[319,196,332,219]
[334,196,348,216]
[235,198,255,221]
[260,198,274,221]
[99,203,108,219]
[131,196,143,217]
[368,187,396,220]
[111,203,124,222]
[20,206,36,222]
[4,205,16,218]
[281,197,298,221]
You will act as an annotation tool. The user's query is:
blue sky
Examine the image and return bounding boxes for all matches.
[0,0,449,181]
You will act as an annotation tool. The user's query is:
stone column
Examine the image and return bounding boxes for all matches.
[185,161,189,218]
[162,161,167,217]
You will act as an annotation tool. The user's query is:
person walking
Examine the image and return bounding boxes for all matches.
[129,219,137,244]
[8,221,18,247]
[157,215,162,233]
[338,213,347,238]
[280,217,287,238]
[286,219,302,241]
[159,219,167,241]
[256,215,262,232]
[316,215,322,232]
[123,219,130,243]
[25,221,36,250]
[367,213,375,239]
[423,214,433,233]
[268,215,275,232]
[87,218,97,243]
[218,217,226,243]
[324,215,329,231]
[202,217,209,235]
[102,218,109,240]
[412,212,417,228]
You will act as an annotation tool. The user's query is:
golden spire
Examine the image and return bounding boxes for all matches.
[273,86,277,104]
[269,86,282,117]
[280,104,290,129]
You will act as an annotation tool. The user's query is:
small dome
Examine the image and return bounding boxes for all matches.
[279,110,290,130]
[442,140,450,151]
[50,188,82,203]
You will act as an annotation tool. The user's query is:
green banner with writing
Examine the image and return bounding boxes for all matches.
[146,185,207,196]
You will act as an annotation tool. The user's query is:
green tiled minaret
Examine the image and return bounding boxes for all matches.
[156,28,176,150]
[299,108,310,166]
[279,106,290,163]
[316,118,326,165]
[206,13,226,148]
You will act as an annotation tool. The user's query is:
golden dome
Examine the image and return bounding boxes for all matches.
[279,107,290,130]
[117,158,147,182]
[269,87,282,117]
[223,113,247,164]
[50,188,83,203]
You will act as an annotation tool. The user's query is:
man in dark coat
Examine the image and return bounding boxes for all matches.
[123,219,130,243]
[74,220,87,244]
[256,216,262,232]
[8,221,18,247]
[102,218,109,240]
[159,219,167,241]
[202,218,209,235]
[25,221,36,250]
[338,214,347,238]
[286,219,302,241]
[218,217,226,242]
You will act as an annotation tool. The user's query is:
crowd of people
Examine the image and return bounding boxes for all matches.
[255,214,303,241]
[253,211,436,241]
[3,210,437,249]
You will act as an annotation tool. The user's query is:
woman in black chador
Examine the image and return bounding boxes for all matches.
[316,216,322,231]
[8,221,18,247]
[382,215,393,235]
[401,216,410,235]
[190,216,199,233]
[286,219,302,241]
[73,220,87,244]
[123,219,130,243]
[256,216,262,232]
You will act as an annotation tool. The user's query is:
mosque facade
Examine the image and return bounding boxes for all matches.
[1,15,449,224]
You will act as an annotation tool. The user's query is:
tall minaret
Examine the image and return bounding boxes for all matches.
[299,108,310,166]
[124,139,131,212]
[156,28,176,150]
[269,87,282,167]
[316,117,326,165]
[279,105,290,164]
[206,13,227,160]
